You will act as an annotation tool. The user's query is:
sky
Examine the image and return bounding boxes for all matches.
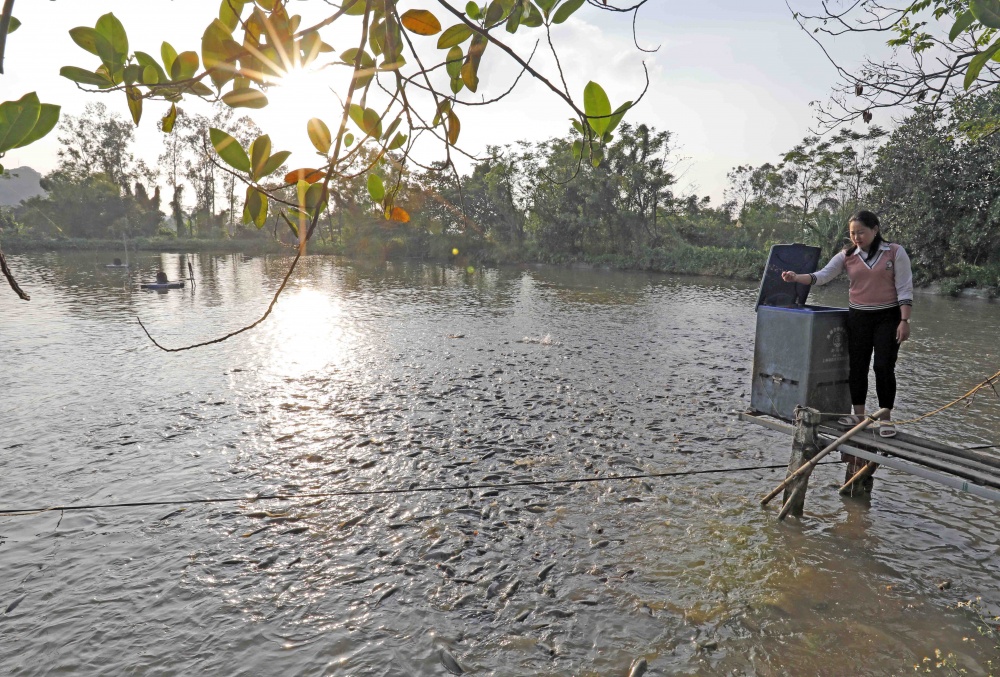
[0,0,891,204]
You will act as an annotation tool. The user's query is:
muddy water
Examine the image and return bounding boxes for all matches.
[1,251,998,676]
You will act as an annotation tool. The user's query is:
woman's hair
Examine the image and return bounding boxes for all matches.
[844,210,884,262]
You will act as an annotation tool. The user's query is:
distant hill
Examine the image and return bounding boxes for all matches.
[0,166,45,207]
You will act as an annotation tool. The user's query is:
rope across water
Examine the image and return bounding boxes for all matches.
[0,461,839,519]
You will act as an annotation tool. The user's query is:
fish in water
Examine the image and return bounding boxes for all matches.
[628,657,648,677]
[373,585,398,607]
[339,513,365,530]
[440,649,463,675]
[5,594,26,615]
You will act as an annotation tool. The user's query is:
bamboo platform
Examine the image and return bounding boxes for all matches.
[740,411,1000,503]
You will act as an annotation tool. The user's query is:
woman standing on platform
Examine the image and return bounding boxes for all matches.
[781,211,913,480]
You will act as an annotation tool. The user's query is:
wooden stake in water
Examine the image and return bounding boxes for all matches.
[777,407,822,519]
[760,407,888,508]
[839,461,878,495]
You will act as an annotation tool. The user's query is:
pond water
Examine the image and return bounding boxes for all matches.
[1,250,998,676]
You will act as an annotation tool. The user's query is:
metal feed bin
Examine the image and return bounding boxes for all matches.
[750,244,851,421]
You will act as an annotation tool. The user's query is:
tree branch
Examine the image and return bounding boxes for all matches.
[0,241,29,300]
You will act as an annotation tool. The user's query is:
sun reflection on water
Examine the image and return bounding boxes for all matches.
[259,286,350,377]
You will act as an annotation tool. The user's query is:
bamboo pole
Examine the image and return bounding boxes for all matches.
[839,461,878,495]
[760,407,889,507]
[777,485,803,520]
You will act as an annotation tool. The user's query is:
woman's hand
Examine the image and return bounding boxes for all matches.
[781,271,802,283]
[896,320,910,344]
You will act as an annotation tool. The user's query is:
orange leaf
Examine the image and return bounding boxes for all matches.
[389,206,411,223]
[284,168,325,184]
[401,9,442,36]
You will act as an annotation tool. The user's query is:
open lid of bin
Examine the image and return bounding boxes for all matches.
[755,243,822,310]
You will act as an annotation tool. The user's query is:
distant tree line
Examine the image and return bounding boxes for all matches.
[4,89,1000,288]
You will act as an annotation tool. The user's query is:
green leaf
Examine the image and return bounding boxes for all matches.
[69,27,102,56]
[350,105,382,138]
[340,47,376,88]
[451,76,464,94]
[485,0,506,25]
[0,93,41,153]
[949,10,976,41]
[203,19,239,90]
[388,132,407,150]
[382,116,402,141]
[505,3,524,32]
[434,100,452,125]
[520,2,544,27]
[219,0,246,31]
[243,186,268,228]
[343,0,367,16]
[446,45,463,78]
[552,0,584,24]
[583,80,612,135]
[95,13,128,59]
[307,118,332,154]
[123,64,142,85]
[6,17,19,33]
[378,55,407,71]
[222,87,268,108]
[304,182,327,215]
[466,2,482,20]
[170,51,200,80]
[367,174,385,203]
[161,103,177,133]
[126,85,143,125]
[341,47,374,66]
[259,150,290,178]
[301,32,332,67]
[536,0,558,18]
[965,38,1000,88]
[11,103,60,150]
[437,24,474,49]
[59,65,114,88]
[971,0,1000,29]
[93,33,125,81]
[249,134,272,181]
[344,132,355,147]
[161,42,178,76]
[135,51,168,84]
[590,144,603,167]
[348,103,366,130]
[607,100,632,134]
[183,81,216,97]
[209,127,251,172]
[363,108,383,139]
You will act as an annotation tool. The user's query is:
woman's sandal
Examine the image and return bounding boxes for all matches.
[838,414,865,426]
[878,422,897,438]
